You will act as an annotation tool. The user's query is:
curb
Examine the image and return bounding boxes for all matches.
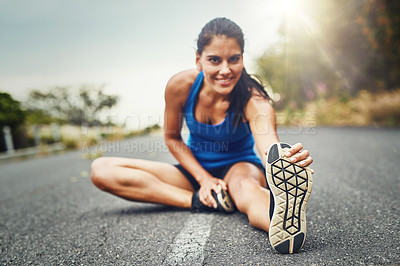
[0,142,65,162]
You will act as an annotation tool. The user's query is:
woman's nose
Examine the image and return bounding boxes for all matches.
[219,62,231,75]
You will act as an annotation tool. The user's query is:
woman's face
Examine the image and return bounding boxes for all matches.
[196,35,244,96]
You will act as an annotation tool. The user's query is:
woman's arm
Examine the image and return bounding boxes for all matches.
[163,71,209,183]
[245,95,314,171]
[163,70,227,207]
[245,95,279,165]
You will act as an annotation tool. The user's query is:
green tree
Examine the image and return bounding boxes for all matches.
[0,92,25,127]
[357,0,400,90]
[256,0,400,109]
[26,85,119,126]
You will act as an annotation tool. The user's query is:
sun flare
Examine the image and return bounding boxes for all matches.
[282,0,299,15]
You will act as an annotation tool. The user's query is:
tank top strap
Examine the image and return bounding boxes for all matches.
[184,71,203,113]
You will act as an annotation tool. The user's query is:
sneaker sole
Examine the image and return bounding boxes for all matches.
[212,184,236,214]
[266,143,313,254]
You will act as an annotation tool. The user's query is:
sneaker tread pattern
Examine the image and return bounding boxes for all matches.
[267,143,312,254]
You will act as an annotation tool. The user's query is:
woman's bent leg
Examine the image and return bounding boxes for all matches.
[224,162,271,232]
[91,157,194,208]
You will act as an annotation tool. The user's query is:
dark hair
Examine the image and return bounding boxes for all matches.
[197,17,269,126]
[197,17,244,55]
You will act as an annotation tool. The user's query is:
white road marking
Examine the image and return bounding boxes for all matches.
[163,213,214,265]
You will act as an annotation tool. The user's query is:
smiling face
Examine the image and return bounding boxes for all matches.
[196,35,244,96]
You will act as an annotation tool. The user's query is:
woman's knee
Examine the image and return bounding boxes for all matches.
[229,175,257,192]
[229,177,258,211]
[91,157,114,190]
[91,157,152,191]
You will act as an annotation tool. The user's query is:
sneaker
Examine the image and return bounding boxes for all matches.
[191,184,236,214]
[266,142,313,254]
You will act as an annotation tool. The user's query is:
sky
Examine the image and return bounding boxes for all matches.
[0,0,288,129]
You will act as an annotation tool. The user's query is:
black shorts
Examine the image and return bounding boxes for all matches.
[174,160,266,191]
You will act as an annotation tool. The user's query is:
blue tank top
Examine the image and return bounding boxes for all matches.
[183,71,262,170]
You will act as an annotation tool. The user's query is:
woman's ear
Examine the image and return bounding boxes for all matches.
[196,52,202,71]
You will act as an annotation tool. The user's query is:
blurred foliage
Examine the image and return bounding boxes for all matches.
[301,88,400,126]
[25,85,119,126]
[124,124,161,138]
[274,88,400,127]
[57,123,161,152]
[257,0,400,111]
[358,0,400,91]
[25,109,59,125]
[0,92,25,127]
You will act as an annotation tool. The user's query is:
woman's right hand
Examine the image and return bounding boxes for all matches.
[198,176,228,209]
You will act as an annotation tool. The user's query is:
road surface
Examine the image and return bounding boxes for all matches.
[1,127,399,265]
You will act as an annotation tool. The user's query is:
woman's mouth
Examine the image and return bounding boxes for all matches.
[216,77,234,85]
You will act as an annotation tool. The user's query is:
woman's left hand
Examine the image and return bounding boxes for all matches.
[282,143,314,174]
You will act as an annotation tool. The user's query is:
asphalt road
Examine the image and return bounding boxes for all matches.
[1,127,399,265]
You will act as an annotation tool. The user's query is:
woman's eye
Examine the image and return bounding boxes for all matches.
[230,56,240,63]
[209,58,220,64]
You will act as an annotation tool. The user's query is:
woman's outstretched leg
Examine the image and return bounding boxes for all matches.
[91,157,194,208]
[224,162,271,232]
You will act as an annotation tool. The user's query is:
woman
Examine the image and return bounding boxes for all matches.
[91,17,314,254]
